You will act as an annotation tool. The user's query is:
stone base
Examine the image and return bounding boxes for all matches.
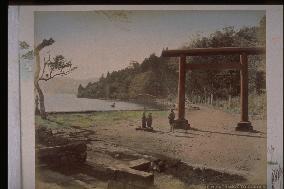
[173,119,190,130]
[235,121,253,132]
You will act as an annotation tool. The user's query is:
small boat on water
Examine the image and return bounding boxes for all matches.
[110,102,115,108]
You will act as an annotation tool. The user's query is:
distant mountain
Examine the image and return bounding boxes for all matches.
[40,77,99,95]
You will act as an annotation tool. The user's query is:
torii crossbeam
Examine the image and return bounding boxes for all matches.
[161,47,265,132]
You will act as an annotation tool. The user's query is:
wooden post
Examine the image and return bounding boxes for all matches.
[236,53,253,131]
[174,54,190,130]
[178,55,186,120]
[240,53,248,122]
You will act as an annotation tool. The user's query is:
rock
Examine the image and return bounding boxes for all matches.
[36,126,87,167]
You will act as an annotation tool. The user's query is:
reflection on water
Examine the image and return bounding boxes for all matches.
[45,93,152,112]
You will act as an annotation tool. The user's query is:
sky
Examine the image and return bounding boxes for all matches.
[31,10,265,80]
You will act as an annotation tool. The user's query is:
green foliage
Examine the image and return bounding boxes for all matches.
[48,55,72,70]
[185,16,266,101]
[39,54,77,81]
[35,115,68,129]
[128,71,153,98]
[216,93,267,118]
[78,53,178,99]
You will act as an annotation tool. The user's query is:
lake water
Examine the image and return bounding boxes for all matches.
[45,93,150,112]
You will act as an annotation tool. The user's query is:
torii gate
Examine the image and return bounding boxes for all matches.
[161,47,265,132]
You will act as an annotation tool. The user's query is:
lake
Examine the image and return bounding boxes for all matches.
[44,93,151,112]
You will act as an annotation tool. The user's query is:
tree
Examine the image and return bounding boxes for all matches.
[182,22,265,104]
[21,38,77,119]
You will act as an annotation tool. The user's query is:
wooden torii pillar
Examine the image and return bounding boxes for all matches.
[162,47,265,132]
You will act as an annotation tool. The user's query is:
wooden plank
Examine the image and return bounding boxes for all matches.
[109,164,154,187]
[161,47,265,57]
[186,62,241,70]
[129,159,151,171]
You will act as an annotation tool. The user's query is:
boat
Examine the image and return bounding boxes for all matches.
[111,102,115,108]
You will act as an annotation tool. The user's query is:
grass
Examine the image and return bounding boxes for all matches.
[36,110,167,129]
[212,93,267,119]
[35,115,66,129]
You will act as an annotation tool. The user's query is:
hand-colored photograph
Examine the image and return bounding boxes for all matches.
[15,7,282,189]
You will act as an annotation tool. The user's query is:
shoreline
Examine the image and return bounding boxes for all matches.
[46,109,166,114]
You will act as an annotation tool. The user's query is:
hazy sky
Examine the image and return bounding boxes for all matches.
[33,10,265,80]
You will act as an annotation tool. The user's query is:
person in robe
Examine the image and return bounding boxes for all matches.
[146,113,152,128]
[141,112,146,128]
[168,109,175,132]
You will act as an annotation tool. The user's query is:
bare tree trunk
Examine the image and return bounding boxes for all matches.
[34,48,47,119]
[35,81,46,119]
[210,93,213,105]
[35,94,40,115]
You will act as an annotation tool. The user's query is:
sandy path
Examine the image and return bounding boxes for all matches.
[90,105,267,184]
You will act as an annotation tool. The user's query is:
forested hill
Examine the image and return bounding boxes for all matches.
[77,55,179,99]
[77,16,266,101]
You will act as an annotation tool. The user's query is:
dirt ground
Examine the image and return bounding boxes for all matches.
[36,105,267,188]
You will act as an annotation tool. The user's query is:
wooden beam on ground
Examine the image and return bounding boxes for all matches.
[161,47,265,57]
[186,62,241,70]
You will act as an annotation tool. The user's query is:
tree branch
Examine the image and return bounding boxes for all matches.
[39,70,71,81]
[38,52,77,82]
[35,38,55,52]
[39,66,77,81]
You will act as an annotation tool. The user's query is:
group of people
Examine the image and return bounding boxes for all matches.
[141,109,176,132]
[141,112,152,128]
